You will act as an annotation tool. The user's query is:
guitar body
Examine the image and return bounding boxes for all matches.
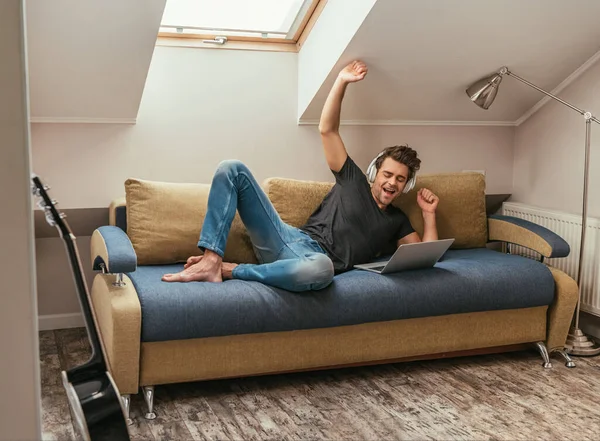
[32,175,130,441]
[62,370,130,440]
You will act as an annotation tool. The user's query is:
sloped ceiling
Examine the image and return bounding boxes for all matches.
[25,0,600,125]
[26,0,166,122]
[299,0,600,124]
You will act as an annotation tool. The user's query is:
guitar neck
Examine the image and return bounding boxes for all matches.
[32,175,109,380]
[62,232,108,382]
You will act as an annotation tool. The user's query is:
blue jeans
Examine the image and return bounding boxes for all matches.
[197,160,334,292]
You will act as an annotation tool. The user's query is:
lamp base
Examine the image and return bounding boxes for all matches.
[565,327,600,356]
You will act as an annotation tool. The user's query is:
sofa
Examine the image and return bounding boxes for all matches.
[89,170,579,423]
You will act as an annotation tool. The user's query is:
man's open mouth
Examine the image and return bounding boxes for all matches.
[383,188,396,196]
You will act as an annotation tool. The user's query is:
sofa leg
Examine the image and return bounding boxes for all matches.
[535,342,552,368]
[120,394,133,426]
[142,386,157,420]
[553,349,576,368]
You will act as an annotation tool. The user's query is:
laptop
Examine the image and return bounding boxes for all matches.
[354,238,455,274]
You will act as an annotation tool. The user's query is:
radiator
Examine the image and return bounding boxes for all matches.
[502,202,600,318]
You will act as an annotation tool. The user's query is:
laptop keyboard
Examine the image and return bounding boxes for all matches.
[371,265,386,271]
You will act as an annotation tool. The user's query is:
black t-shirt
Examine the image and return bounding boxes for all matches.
[300,155,415,273]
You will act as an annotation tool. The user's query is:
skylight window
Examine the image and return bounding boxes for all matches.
[159,0,321,43]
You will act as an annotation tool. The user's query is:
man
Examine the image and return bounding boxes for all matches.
[162,60,439,291]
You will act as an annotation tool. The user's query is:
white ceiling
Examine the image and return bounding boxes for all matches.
[26,0,166,122]
[25,0,600,125]
[300,0,600,124]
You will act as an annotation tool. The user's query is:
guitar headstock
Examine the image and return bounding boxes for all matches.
[31,174,71,237]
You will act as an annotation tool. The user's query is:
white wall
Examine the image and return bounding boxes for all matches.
[513,57,600,218]
[297,0,377,119]
[32,46,515,318]
[338,124,514,194]
[0,0,42,439]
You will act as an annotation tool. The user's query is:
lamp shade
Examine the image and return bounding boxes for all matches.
[466,73,503,109]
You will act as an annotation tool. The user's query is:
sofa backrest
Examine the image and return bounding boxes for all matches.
[120,178,258,265]
[109,197,127,231]
[110,172,487,266]
[393,172,488,248]
[263,172,487,249]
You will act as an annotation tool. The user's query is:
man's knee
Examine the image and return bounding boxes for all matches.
[216,159,248,177]
[295,253,334,291]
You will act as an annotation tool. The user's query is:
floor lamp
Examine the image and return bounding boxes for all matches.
[466,66,600,356]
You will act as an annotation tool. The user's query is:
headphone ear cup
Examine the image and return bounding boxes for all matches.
[368,165,376,183]
[366,156,379,183]
[403,175,416,194]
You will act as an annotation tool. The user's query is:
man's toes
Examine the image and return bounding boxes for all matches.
[162,273,185,282]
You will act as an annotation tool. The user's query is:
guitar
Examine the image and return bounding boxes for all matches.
[31,175,130,441]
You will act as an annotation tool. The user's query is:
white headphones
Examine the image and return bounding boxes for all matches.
[366,150,417,194]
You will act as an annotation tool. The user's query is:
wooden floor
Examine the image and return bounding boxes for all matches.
[41,328,600,441]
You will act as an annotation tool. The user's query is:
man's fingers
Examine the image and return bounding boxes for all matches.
[185,256,203,268]
[352,60,367,72]
[420,188,437,203]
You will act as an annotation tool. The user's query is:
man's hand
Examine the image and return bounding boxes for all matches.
[184,255,203,269]
[338,60,368,84]
[319,61,368,172]
[417,188,439,213]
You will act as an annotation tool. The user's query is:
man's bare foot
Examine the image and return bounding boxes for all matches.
[162,251,223,283]
[221,262,238,280]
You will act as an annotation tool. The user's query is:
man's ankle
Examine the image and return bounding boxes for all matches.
[202,249,223,263]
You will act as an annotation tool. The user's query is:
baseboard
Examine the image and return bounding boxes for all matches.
[38,313,84,331]
[29,117,136,124]
[297,119,517,126]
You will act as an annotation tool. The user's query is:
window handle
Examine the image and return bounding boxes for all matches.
[202,36,228,45]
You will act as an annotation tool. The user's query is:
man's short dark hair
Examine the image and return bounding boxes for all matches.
[375,145,421,180]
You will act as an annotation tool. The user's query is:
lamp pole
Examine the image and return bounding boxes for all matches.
[499,68,600,356]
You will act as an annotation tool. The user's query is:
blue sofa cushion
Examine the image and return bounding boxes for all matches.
[127,248,555,343]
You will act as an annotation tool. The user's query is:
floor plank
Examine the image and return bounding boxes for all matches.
[40,329,600,441]
[40,331,76,441]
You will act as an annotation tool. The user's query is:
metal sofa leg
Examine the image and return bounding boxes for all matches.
[535,342,552,368]
[142,386,157,420]
[120,394,133,425]
[553,349,576,368]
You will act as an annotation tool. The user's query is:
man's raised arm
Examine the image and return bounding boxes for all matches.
[319,61,368,172]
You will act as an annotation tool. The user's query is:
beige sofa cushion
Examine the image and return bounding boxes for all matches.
[124,178,257,265]
[263,172,487,249]
[262,178,334,228]
[393,172,487,248]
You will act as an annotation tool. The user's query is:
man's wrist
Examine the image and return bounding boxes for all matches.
[335,76,349,87]
[422,211,436,222]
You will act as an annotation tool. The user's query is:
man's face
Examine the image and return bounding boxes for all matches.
[371,157,410,208]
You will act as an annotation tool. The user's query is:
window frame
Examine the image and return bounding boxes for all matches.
[157,0,326,52]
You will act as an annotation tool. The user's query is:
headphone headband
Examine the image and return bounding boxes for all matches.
[366,149,416,194]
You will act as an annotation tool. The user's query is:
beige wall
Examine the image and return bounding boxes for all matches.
[513,57,600,218]
[513,56,600,338]
[0,0,42,439]
[32,46,514,319]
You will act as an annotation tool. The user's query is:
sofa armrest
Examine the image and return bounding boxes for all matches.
[546,266,579,351]
[488,215,570,258]
[91,226,137,273]
[90,273,141,394]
